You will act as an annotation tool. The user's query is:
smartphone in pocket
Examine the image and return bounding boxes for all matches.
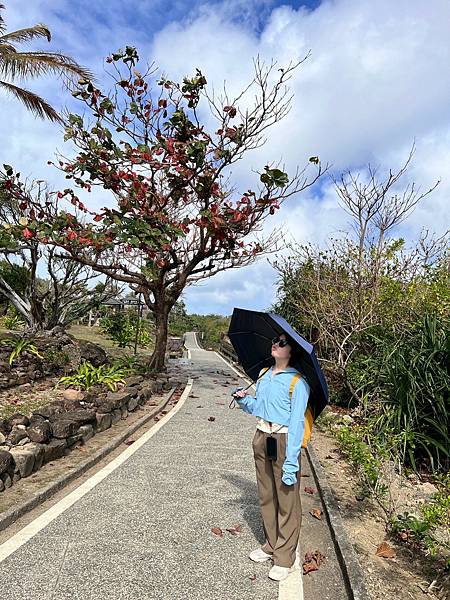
[266,436,277,461]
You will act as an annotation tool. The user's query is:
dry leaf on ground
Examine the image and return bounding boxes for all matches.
[208,416,216,421]
[375,541,396,559]
[304,486,315,495]
[226,524,242,536]
[303,550,325,574]
[309,508,323,520]
[211,527,224,537]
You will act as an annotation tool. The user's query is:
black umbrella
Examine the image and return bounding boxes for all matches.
[227,307,328,419]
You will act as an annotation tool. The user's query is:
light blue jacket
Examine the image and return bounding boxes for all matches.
[237,366,310,485]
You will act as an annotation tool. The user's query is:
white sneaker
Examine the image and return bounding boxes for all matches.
[268,565,295,581]
[249,548,273,563]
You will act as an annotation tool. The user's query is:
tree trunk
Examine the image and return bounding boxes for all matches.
[147,303,170,373]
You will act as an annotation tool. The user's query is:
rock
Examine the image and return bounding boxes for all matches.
[120,407,128,420]
[121,386,139,397]
[127,398,138,412]
[111,410,121,425]
[9,446,35,477]
[43,439,67,464]
[1,472,12,488]
[58,410,96,425]
[26,420,52,444]
[7,426,30,446]
[78,424,94,443]
[33,402,64,420]
[138,386,153,404]
[0,449,14,475]
[17,383,32,391]
[95,413,112,432]
[13,471,21,483]
[51,419,80,439]
[0,418,11,436]
[8,413,30,428]
[0,432,5,444]
[62,389,84,402]
[17,436,31,446]
[106,390,133,409]
[125,376,144,387]
[66,434,83,447]
[0,478,4,492]
[27,443,45,471]
[77,340,107,367]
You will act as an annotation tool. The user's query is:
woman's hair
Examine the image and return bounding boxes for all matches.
[286,335,300,366]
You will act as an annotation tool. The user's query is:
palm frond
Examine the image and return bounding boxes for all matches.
[0,24,51,44]
[0,50,93,81]
[0,5,5,36]
[0,79,62,122]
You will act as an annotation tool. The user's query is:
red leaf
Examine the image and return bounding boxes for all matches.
[211,527,224,537]
[124,439,135,445]
[304,486,315,495]
[249,574,257,582]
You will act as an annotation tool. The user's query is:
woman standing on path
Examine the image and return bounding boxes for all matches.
[232,332,310,582]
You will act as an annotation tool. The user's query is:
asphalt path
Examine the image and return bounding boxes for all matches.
[0,331,347,599]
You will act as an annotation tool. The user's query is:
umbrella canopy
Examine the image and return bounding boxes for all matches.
[227,307,328,419]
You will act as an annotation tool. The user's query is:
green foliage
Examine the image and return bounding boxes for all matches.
[189,313,230,350]
[369,313,450,471]
[1,310,25,331]
[0,260,29,298]
[0,336,43,365]
[58,361,128,391]
[100,312,152,348]
[336,425,387,499]
[390,476,450,564]
[43,348,71,370]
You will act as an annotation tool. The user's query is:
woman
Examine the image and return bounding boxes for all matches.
[232,332,310,582]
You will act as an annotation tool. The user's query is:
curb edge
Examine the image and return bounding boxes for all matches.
[306,443,372,600]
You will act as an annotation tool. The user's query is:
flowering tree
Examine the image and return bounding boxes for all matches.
[2,48,324,371]
[0,178,117,330]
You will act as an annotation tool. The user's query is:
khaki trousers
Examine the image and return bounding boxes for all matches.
[252,430,302,568]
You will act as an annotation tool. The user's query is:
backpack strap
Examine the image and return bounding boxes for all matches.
[288,373,313,449]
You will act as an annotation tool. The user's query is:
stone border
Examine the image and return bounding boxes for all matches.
[305,443,372,599]
[0,385,179,533]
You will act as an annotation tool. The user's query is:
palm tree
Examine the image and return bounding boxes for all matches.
[0,3,93,122]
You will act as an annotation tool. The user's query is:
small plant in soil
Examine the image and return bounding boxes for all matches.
[58,361,128,392]
[0,337,43,365]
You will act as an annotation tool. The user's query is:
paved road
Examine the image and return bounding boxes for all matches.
[0,332,348,599]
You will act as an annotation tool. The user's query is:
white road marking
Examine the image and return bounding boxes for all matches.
[0,379,193,564]
[213,349,304,600]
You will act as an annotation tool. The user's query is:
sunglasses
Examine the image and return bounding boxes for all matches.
[271,336,290,348]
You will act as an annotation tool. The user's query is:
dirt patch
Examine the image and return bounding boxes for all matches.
[311,429,449,600]
[0,376,65,420]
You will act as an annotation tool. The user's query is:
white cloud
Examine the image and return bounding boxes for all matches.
[1,0,449,316]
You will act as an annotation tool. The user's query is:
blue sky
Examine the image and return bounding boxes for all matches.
[1,0,449,317]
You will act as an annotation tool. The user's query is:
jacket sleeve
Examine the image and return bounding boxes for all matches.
[236,394,256,414]
[283,377,310,483]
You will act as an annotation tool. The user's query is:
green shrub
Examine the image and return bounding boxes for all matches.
[100,313,152,348]
[1,312,25,331]
[371,313,450,472]
[0,337,43,365]
[58,361,128,391]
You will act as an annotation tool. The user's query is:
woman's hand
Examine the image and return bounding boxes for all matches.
[232,388,247,398]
